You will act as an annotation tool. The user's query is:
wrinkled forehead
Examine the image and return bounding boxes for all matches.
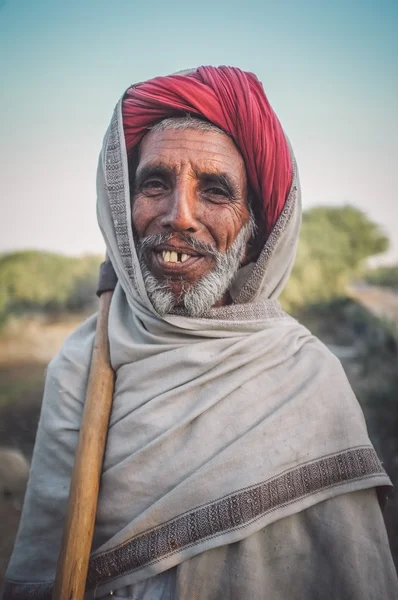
[134,127,248,190]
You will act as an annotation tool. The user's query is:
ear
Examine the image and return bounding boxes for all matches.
[241,229,266,265]
[241,189,267,265]
[128,146,140,202]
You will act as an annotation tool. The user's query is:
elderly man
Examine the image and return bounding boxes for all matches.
[3,66,397,599]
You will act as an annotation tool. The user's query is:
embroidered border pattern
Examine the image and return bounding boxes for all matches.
[204,299,289,321]
[87,446,384,587]
[235,157,299,305]
[104,108,139,294]
[171,299,290,321]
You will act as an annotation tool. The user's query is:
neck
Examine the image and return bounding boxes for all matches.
[212,291,232,308]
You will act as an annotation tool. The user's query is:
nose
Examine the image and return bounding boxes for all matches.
[160,182,199,234]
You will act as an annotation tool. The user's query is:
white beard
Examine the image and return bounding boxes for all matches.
[137,221,254,318]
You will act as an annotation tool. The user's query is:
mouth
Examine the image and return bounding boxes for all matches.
[151,244,212,274]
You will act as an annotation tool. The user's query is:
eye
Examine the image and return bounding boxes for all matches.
[203,186,229,199]
[141,179,168,195]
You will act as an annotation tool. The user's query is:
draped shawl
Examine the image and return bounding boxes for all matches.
[3,67,393,599]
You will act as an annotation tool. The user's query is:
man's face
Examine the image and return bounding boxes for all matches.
[131,127,252,314]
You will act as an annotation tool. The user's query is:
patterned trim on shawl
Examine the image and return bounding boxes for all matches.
[235,157,298,304]
[104,105,139,293]
[204,300,288,321]
[171,298,291,321]
[86,446,384,588]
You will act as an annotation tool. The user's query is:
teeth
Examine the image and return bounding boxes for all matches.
[161,250,190,263]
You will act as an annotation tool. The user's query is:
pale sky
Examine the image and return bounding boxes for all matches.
[1,0,397,260]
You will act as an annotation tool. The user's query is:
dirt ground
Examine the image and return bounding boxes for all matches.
[0,299,397,585]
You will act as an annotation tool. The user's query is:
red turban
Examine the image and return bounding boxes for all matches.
[122,66,292,235]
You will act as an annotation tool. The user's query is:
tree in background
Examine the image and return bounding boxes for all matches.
[365,265,398,290]
[281,205,389,310]
[0,251,102,325]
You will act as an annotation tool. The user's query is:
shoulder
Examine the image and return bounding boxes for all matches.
[46,313,98,396]
[286,321,355,391]
[39,314,98,431]
[278,325,370,437]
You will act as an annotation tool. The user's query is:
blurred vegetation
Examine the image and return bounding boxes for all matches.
[0,206,392,326]
[0,251,102,327]
[364,265,398,290]
[281,205,389,310]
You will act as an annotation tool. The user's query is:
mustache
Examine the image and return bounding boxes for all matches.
[137,232,219,259]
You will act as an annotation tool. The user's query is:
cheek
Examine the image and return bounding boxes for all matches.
[131,196,155,236]
[203,204,249,251]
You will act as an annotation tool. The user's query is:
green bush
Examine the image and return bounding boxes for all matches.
[0,251,102,324]
[364,265,398,290]
[281,205,389,310]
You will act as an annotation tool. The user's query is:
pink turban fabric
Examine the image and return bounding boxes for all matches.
[122,66,292,235]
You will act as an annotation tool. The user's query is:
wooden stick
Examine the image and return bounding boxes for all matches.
[52,290,115,599]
